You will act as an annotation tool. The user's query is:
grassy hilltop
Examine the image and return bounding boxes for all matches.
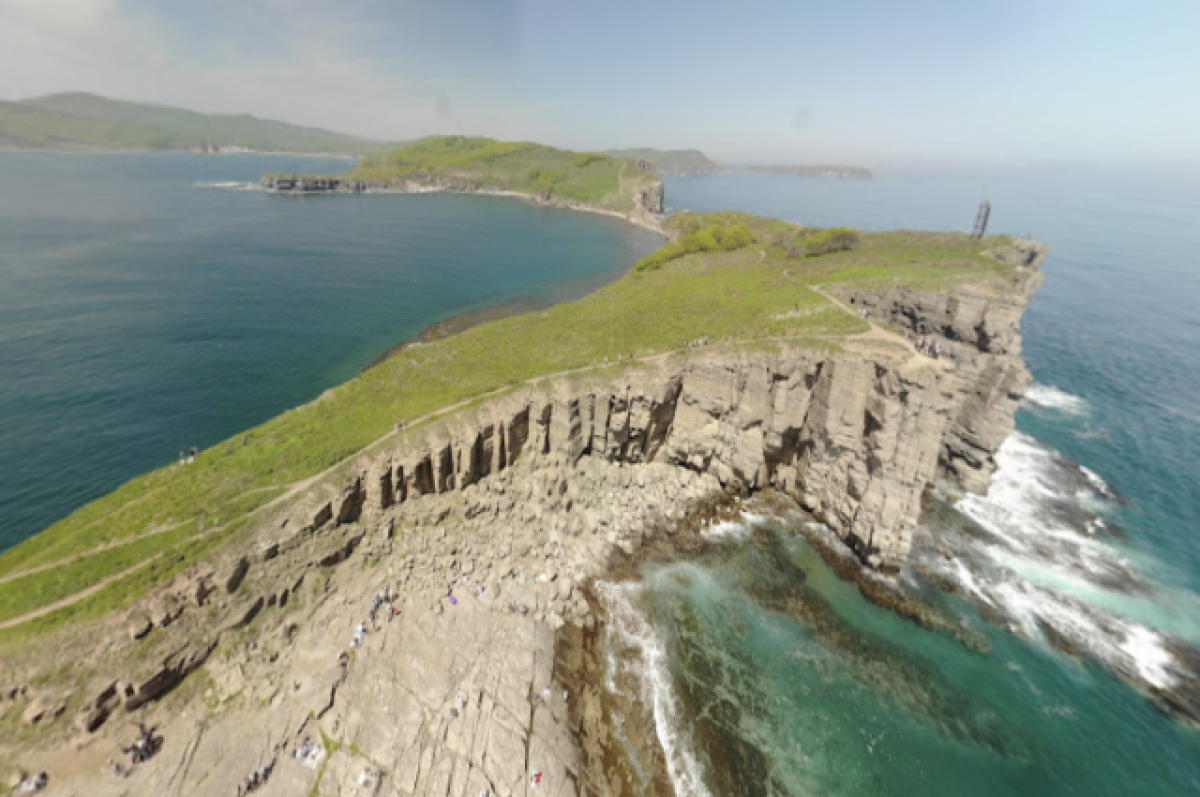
[0,92,375,154]
[0,196,1030,647]
[345,136,661,213]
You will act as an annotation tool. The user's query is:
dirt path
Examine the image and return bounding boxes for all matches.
[0,486,281,587]
[0,556,165,631]
[796,277,950,371]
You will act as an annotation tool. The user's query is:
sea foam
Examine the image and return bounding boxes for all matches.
[1024,383,1088,415]
[921,432,1196,699]
[597,580,713,797]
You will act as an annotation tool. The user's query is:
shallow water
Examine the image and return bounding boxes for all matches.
[600,168,1200,795]
[606,511,1200,797]
[0,153,662,552]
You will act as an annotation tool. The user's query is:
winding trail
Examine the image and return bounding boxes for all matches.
[0,556,164,631]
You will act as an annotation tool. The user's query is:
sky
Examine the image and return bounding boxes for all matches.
[1,0,1196,166]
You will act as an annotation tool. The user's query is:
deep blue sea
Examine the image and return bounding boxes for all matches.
[0,153,662,553]
[1,155,1198,794]
[588,169,1200,796]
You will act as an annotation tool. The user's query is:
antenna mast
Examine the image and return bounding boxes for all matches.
[972,200,992,239]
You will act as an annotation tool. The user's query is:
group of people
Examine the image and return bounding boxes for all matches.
[357,767,378,788]
[349,590,399,651]
[395,418,407,432]
[370,590,397,623]
[685,336,709,349]
[915,335,942,359]
[111,723,161,776]
[178,445,199,466]
[15,771,48,794]
[293,736,324,769]
[237,762,273,795]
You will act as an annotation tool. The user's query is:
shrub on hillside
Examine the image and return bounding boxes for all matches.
[798,227,860,257]
[635,223,755,272]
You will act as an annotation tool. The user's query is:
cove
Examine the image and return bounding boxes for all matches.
[0,153,663,552]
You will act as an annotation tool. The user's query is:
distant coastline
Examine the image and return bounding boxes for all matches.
[734,164,873,179]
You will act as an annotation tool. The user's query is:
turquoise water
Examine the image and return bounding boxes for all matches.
[0,154,662,552]
[593,169,1200,795]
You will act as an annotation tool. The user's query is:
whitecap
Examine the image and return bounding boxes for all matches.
[922,431,1200,704]
[1120,625,1176,690]
[1024,384,1088,415]
[193,180,262,191]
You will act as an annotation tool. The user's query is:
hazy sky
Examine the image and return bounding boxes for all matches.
[1,0,1195,165]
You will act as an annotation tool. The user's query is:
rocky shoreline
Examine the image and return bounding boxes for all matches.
[259,173,668,236]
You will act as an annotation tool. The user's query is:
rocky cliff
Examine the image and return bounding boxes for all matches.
[0,241,1049,795]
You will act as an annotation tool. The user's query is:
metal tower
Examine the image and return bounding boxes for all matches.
[972,200,992,239]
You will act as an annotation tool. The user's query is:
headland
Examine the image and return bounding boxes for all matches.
[8,152,1171,797]
[261,137,667,235]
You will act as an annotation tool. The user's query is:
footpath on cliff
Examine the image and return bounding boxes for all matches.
[0,207,1071,796]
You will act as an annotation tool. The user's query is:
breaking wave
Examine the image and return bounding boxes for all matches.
[700,510,763,542]
[915,432,1200,707]
[1023,384,1088,415]
[193,180,262,191]
[597,580,713,797]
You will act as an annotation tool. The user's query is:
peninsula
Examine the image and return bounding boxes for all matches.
[262,136,667,229]
[9,140,1186,797]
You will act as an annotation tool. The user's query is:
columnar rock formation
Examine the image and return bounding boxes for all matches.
[301,286,1037,576]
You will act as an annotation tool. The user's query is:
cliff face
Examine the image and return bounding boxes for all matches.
[841,240,1046,494]
[344,357,994,573]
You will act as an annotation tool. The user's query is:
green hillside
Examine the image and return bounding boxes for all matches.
[0,207,1030,645]
[605,147,723,175]
[0,92,375,154]
[348,136,660,212]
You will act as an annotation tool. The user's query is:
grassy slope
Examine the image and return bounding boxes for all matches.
[0,210,1023,645]
[345,136,657,212]
[0,93,374,154]
[604,148,723,175]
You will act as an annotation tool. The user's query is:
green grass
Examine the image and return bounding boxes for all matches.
[0,211,1024,642]
[0,519,249,646]
[343,136,653,212]
[0,521,199,624]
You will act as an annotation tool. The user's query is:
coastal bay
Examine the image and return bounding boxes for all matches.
[0,153,662,555]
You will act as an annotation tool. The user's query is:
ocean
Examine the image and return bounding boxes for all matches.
[586,169,1200,795]
[2,154,1198,794]
[0,153,662,553]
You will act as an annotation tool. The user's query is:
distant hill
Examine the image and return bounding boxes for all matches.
[603,148,723,176]
[0,92,376,154]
